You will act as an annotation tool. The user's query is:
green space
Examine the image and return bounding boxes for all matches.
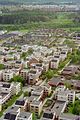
[64,39,76,49]
[10,75,24,85]
[67,99,80,115]
[23,91,29,97]
[41,52,72,80]
[20,48,33,60]
[44,99,53,107]
[59,52,72,69]
[0,64,5,70]
[41,69,58,80]
[32,112,37,120]
[71,49,80,65]
[0,91,22,117]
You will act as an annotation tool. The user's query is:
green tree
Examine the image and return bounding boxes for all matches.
[68,100,80,115]
[28,48,33,55]
[32,113,37,120]
[64,82,72,89]
[10,75,24,85]
[0,64,5,70]
[24,91,29,97]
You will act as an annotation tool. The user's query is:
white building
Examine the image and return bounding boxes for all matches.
[3,70,14,81]
[56,86,75,103]
[17,112,32,120]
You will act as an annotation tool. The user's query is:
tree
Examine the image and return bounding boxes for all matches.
[32,113,37,120]
[64,82,72,89]
[10,75,24,85]
[0,64,5,70]
[24,91,29,97]
[28,48,33,55]
[72,100,80,115]
[21,52,27,60]
[68,100,80,115]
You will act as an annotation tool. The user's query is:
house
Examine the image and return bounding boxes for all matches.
[20,69,29,82]
[31,86,44,100]
[60,50,68,61]
[28,57,39,67]
[0,70,3,81]
[52,101,67,119]
[0,82,21,96]
[62,65,78,76]
[0,92,11,112]
[12,82,21,95]
[50,58,60,69]
[43,62,49,72]
[41,110,55,120]
[3,106,20,120]
[17,112,32,120]
[28,69,41,85]
[30,63,43,72]
[30,100,43,117]
[48,77,64,87]
[42,84,52,96]
[53,55,61,61]
[63,80,80,90]
[15,60,23,69]
[0,82,21,111]
[55,86,75,103]
[3,70,14,81]
[2,61,15,69]
[26,96,36,111]
[15,98,26,111]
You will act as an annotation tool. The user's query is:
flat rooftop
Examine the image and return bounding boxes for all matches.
[52,101,66,116]
[18,112,32,119]
[59,113,78,120]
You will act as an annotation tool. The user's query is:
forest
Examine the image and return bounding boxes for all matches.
[0,9,80,31]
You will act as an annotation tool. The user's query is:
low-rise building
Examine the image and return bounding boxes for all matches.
[62,65,78,76]
[17,112,32,120]
[0,82,21,111]
[56,86,75,103]
[41,110,55,120]
[30,100,43,117]
[28,69,41,85]
[50,58,60,69]
[15,98,26,111]
[3,70,14,81]
[20,69,29,82]
[52,101,67,119]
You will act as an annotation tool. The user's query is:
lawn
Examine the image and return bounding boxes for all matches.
[67,100,80,115]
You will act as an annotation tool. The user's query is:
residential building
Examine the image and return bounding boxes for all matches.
[20,69,29,82]
[30,100,42,117]
[50,58,60,69]
[41,110,55,120]
[52,101,67,119]
[28,69,41,85]
[17,112,32,120]
[15,98,26,111]
[3,70,14,81]
[56,87,75,103]
[0,82,21,111]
